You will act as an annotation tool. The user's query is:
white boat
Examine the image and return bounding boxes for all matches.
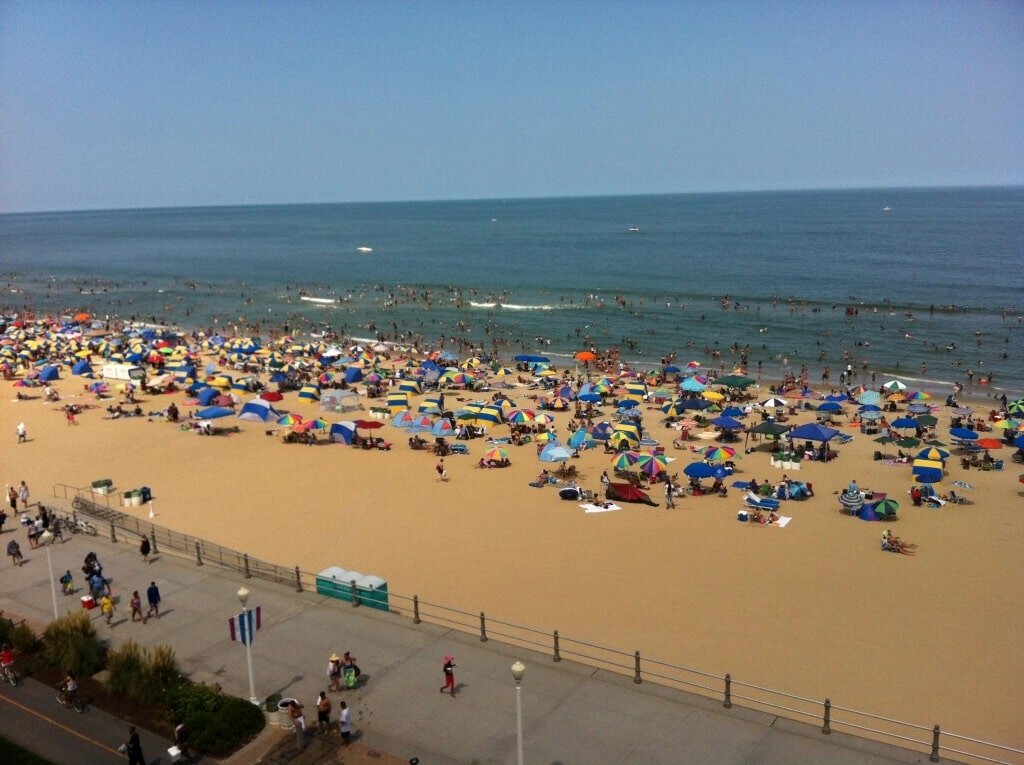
[300,296,336,305]
[356,246,373,253]
[628,227,640,233]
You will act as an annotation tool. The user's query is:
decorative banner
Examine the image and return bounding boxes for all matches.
[228,606,262,645]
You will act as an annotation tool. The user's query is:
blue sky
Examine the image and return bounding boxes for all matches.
[1,1,1022,212]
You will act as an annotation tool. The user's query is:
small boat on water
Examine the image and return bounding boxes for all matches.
[628,227,640,233]
[300,296,336,305]
[356,246,373,253]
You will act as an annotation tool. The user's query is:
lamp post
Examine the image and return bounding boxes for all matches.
[38,530,59,619]
[511,660,525,765]
[237,587,258,706]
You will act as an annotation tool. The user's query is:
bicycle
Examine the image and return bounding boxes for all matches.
[58,516,98,536]
[55,683,86,713]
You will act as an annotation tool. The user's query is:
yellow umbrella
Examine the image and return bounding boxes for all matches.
[702,390,725,402]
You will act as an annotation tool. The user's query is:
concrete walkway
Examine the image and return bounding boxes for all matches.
[0,515,943,764]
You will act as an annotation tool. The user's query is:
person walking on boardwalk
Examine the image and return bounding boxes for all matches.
[130,590,144,622]
[316,691,332,734]
[139,536,151,564]
[339,700,352,744]
[439,654,456,696]
[328,653,342,692]
[125,725,145,765]
[145,581,161,621]
[99,592,115,627]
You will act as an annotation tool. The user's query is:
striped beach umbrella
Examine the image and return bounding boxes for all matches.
[635,452,668,476]
[703,446,736,462]
[610,451,641,470]
[506,409,536,424]
[473,404,504,426]
[277,413,303,426]
[1007,399,1024,416]
[612,422,641,444]
[298,384,321,402]
[483,447,508,462]
[397,379,421,394]
[916,447,949,461]
[839,490,863,512]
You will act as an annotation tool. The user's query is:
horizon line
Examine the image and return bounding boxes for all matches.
[2,182,1022,217]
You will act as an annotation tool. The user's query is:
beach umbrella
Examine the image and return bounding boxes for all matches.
[721,406,744,418]
[953,407,975,417]
[677,398,713,411]
[950,428,978,441]
[912,458,944,472]
[539,444,574,463]
[859,410,883,421]
[680,377,707,393]
[760,396,788,409]
[473,404,505,425]
[824,393,849,402]
[874,499,900,516]
[578,392,602,404]
[992,418,1021,430]
[915,414,938,426]
[636,453,668,476]
[610,451,641,470]
[906,391,931,401]
[683,461,715,479]
[297,384,321,402]
[277,413,304,426]
[702,390,725,402]
[914,467,943,484]
[715,374,755,389]
[839,490,864,512]
[703,446,736,462]
[856,390,882,405]
[1007,399,1024,416]
[534,431,558,444]
[896,437,920,448]
[817,402,843,413]
[710,416,743,431]
[568,429,596,450]
[925,438,947,447]
[484,446,508,462]
[299,418,329,432]
[1014,434,1024,449]
[790,423,840,442]
[907,403,931,414]
[975,438,1003,450]
[891,417,918,429]
[612,422,641,443]
[883,380,907,392]
[916,447,950,461]
[514,354,549,363]
[546,396,572,411]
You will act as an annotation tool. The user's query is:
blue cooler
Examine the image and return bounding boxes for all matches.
[737,511,748,522]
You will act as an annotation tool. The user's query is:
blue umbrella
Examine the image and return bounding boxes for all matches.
[950,428,978,440]
[1013,434,1024,449]
[891,417,919,429]
[683,462,715,479]
[858,404,882,412]
[514,354,549,363]
[578,392,602,403]
[856,391,882,405]
[568,429,595,449]
[663,365,681,374]
[907,404,931,414]
[721,406,744,418]
[824,393,849,402]
[678,398,713,411]
[710,416,743,430]
[539,444,573,462]
[680,377,707,392]
[912,466,943,484]
[817,402,843,413]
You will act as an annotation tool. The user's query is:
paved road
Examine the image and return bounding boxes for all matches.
[0,511,944,765]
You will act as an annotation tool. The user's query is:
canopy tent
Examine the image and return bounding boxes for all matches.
[329,421,357,444]
[789,423,840,442]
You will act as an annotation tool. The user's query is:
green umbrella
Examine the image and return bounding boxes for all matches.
[925,438,947,446]
[874,499,899,516]
[896,437,921,448]
[916,414,938,426]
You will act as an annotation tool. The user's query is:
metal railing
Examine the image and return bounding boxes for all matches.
[51,483,1022,765]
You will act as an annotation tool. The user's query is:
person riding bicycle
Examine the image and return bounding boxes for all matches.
[60,670,78,706]
[1,643,15,678]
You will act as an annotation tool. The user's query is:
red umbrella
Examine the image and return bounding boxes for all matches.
[355,419,384,430]
[975,438,1003,450]
[260,391,284,402]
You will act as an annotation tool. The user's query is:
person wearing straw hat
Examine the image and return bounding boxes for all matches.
[328,653,342,692]
[440,654,456,696]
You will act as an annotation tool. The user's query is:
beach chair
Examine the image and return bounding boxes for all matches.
[744,493,781,512]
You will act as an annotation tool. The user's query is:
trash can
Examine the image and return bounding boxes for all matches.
[130,491,143,507]
[123,491,133,508]
[356,574,389,611]
[140,486,152,503]
[316,567,353,602]
[277,698,298,729]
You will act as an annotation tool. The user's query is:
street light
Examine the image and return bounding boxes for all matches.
[39,530,59,619]
[511,660,525,765]
[237,587,258,706]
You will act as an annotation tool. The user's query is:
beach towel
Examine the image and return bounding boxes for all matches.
[771,516,792,528]
[952,480,973,490]
[581,503,621,513]
[731,481,751,490]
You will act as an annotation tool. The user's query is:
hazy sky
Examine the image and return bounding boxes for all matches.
[2,1,1022,212]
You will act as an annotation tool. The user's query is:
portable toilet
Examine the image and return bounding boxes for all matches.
[356,575,389,611]
[315,567,351,601]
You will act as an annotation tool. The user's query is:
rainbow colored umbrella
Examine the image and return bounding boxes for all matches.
[610,451,641,470]
[635,453,669,476]
[703,446,736,462]
[299,418,329,431]
[483,447,508,462]
[277,413,304,426]
[506,409,536,424]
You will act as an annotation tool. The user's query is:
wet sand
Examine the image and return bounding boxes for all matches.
[3,364,1022,748]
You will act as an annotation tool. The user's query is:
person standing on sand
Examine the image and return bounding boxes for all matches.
[18,481,29,511]
[16,422,27,444]
[664,476,676,509]
[440,654,456,696]
[436,459,448,481]
[6,487,16,514]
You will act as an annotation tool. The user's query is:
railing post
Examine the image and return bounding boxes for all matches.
[194,540,203,566]
[149,526,158,555]
[479,612,488,642]
[723,673,732,708]
[243,553,252,578]
[930,724,940,762]
[822,698,831,734]
[413,595,421,624]
[294,566,302,592]
[350,580,360,606]
[109,520,117,543]
[552,630,561,662]
[633,650,642,684]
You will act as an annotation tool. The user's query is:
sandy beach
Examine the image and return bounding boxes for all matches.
[2,354,1022,749]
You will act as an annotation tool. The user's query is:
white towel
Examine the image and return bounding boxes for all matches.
[581,503,621,513]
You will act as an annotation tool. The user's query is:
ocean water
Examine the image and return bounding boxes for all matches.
[1,187,1022,394]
